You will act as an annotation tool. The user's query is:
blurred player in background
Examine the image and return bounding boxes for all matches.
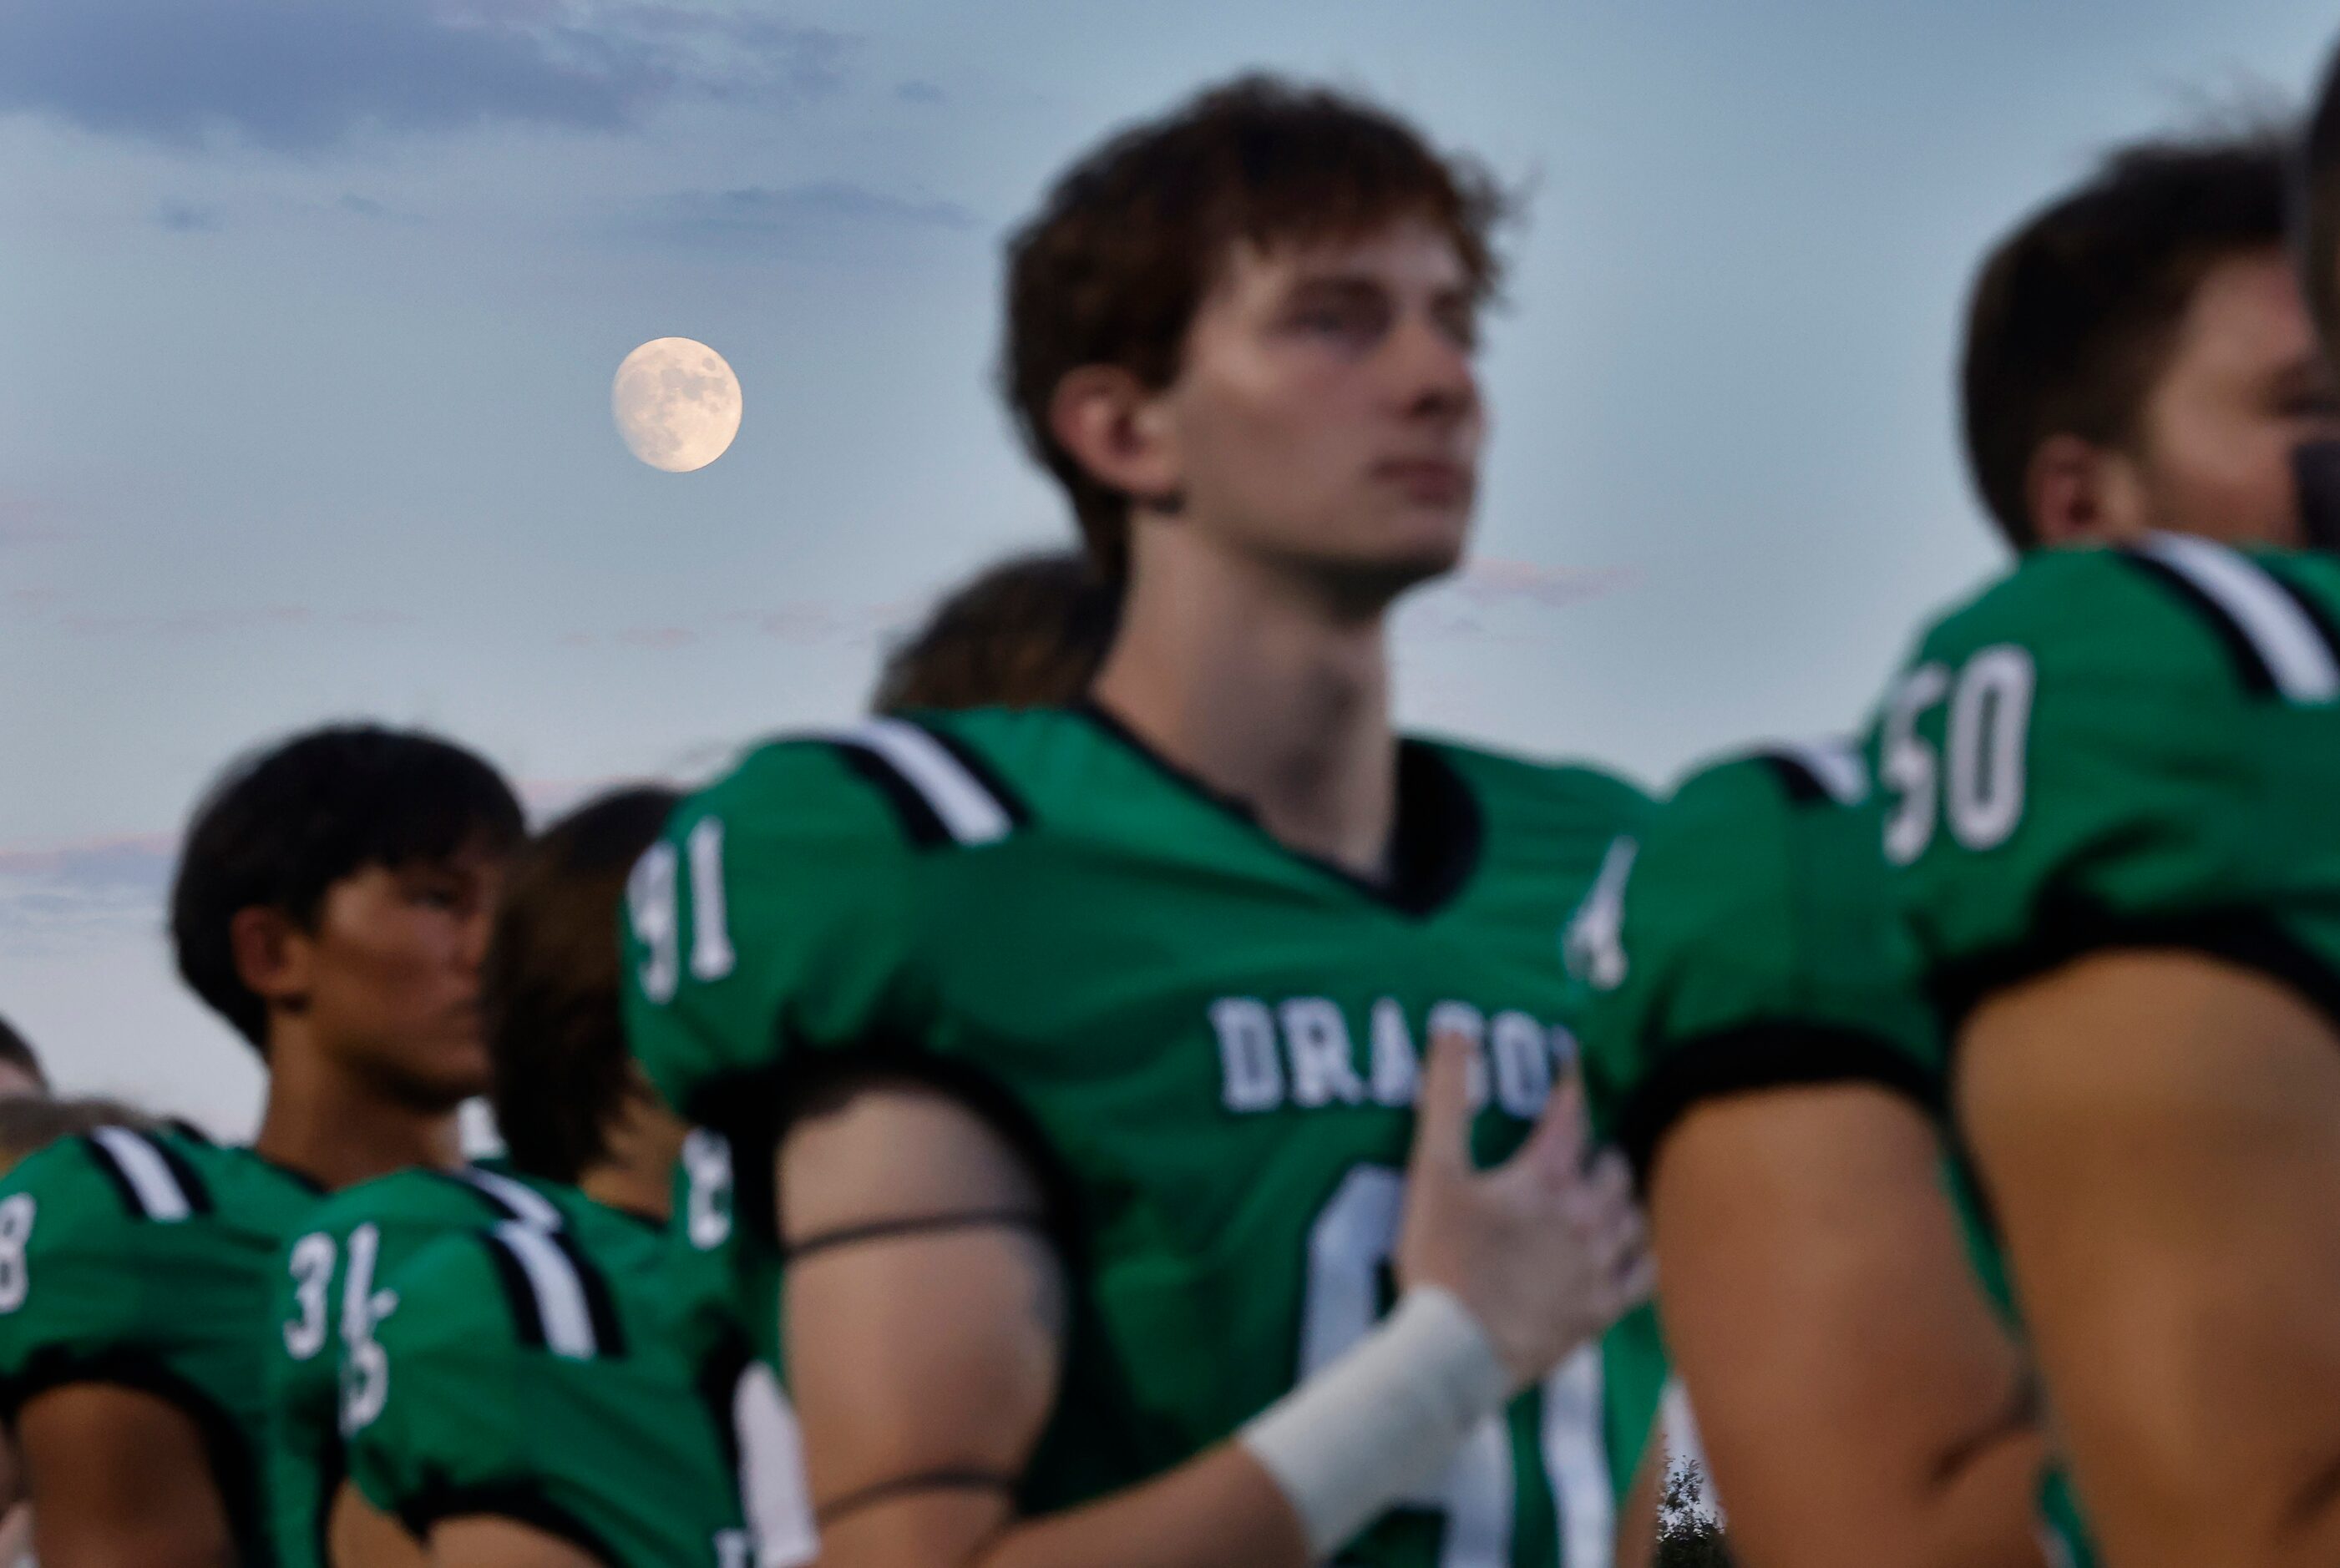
[1571,126,2331,1568]
[870,548,1121,714]
[1798,107,2340,1567]
[0,726,520,1567]
[340,787,759,1568]
[625,75,1653,1568]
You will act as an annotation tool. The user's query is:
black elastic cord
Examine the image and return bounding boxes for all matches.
[814,1469,1019,1525]
[783,1208,1052,1264]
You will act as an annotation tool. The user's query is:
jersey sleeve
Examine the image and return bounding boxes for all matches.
[1571,750,1942,1185]
[345,1235,529,1535]
[1870,539,2340,1035]
[0,1132,222,1419]
[620,738,928,1137]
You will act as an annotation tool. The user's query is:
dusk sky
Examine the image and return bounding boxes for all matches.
[4,0,2336,1132]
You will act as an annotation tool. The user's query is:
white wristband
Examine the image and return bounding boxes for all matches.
[1238,1287,1514,1559]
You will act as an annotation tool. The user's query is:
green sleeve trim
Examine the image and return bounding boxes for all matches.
[1614,1023,1942,1191]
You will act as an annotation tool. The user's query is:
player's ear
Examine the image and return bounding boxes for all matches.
[2025,432,2148,546]
[230,906,313,1017]
[1049,366,1182,513]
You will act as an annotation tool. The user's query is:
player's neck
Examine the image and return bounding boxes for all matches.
[1091,535,1398,879]
[580,1100,686,1223]
[251,1034,464,1191]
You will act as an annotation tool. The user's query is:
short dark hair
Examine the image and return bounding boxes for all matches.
[1963,127,2292,549]
[0,1018,45,1092]
[1001,73,1509,579]
[170,725,524,1053]
[482,787,678,1185]
[871,549,1122,714]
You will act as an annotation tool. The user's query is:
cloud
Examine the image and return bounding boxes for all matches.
[1449,558,1638,609]
[0,0,851,153]
[895,79,945,105]
[155,200,221,232]
[641,181,978,248]
[0,834,175,951]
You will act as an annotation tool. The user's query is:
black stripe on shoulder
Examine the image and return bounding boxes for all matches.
[396,1482,624,1565]
[79,1135,150,1220]
[1758,752,1833,805]
[546,1229,627,1358]
[831,742,954,848]
[914,722,1033,829]
[1613,1023,1944,1193]
[479,1232,550,1350]
[149,1139,213,1216]
[2119,549,2279,695]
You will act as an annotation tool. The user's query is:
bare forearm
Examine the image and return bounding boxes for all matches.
[815,1445,1307,1568]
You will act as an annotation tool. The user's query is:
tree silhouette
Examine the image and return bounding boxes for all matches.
[1654,1457,1734,1567]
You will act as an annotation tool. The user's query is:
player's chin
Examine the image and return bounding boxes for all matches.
[388,1038,496,1110]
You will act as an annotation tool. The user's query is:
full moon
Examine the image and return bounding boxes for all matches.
[612,337,742,473]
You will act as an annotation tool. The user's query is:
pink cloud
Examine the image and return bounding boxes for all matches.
[1450,559,1638,608]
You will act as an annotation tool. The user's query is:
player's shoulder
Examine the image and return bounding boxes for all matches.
[681,707,1071,857]
[1913,537,2340,695]
[393,1212,633,1363]
[291,1162,564,1238]
[3,1123,258,1230]
[1660,737,1871,840]
[372,1227,514,1359]
[1416,733,1654,843]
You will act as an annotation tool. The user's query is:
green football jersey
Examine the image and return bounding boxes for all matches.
[1872,533,2340,1029]
[1564,744,2087,1560]
[347,1183,753,1568]
[0,1125,322,1562]
[268,1135,749,1568]
[1568,741,1941,1181]
[1867,533,2340,1565]
[621,705,1654,1568]
[265,1161,570,1568]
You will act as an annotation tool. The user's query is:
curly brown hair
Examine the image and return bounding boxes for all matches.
[872,549,1121,713]
[1000,73,1510,579]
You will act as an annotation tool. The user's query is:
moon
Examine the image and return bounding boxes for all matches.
[612,337,742,473]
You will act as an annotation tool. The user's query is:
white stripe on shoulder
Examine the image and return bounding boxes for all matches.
[2135,533,2340,703]
[1773,736,1869,805]
[833,717,1015,845]
[493,1222,599,1359]
[89,1128,192,1222]
[459,1167,563,1229]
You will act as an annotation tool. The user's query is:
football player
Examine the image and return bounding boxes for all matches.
[1571,126,2332,1568]
[342,787,755,1568]
[1831,118,2340,1567]
[0,726,520,1565]
[623,75,1654,1568]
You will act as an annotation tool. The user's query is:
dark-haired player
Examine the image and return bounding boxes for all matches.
[1571,125,2337,1568]
[871,549,1121,714]
[335,787,756,1568]
[1683,114,2340,1568]
[626,76,1652,1568]
[0,726,521,1565]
